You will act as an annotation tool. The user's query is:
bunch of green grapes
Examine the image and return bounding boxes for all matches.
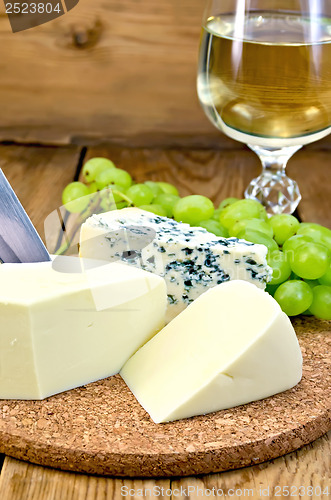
[62,157,331,321]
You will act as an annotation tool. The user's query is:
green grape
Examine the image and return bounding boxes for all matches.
[309,285,331,320]
[218,197,239,211]
[156,182,179,196]
[82,158,115,183]
[104,184,127,204]
[305,279,320,289]
[212,208,222,221]
[300,280,319,316]
[230,218,273,238]
[302,309,313,316]
[126,184,154,206]
[173,195,214,225]
[318,263,331,286]
[266,283,279,297]
[116,201,129,210]
[269,214,300,246]
[274,280,313,316]
[95,168,132,190]
[241,199,268,219]
[62,182,89,204]
[237,229,278,254]
[98,188,117,211]
[153,193,180,218]
[297,223,331,250]
[219,199,267,231]
[289,242,330,280]
[199,219,229,237]
[88,182,98,194]
[94,186,129,212]
[62,182,90,213]
[100,197,116,212]
[144,181,163,197]
[283,234,314,262]
[267,251,291,285]
[139,204,168,217]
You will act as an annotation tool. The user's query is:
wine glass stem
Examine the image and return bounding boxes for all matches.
[248,144,302,174]
[245,144,303,214]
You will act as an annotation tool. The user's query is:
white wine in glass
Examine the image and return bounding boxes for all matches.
[197,0,331,214]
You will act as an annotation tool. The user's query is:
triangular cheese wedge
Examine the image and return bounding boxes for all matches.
[121,280,302,423]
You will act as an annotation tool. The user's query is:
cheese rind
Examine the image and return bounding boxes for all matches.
[80,208,272,321]
[0,259,166,400]
[120,280,303,423]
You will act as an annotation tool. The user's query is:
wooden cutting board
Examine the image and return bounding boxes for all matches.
[0,317,329,477]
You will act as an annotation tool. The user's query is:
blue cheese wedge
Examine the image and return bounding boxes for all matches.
[80,208,272,321]
[121,280,303,423]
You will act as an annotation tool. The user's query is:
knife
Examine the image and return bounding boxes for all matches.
[0,168,51,263]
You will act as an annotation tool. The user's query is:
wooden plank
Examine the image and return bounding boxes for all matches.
[0,144,81,239]
[290,149,331,227]
[0,458,171,500]
[0,0,330,148]
[171,432,331,500]
[0,432,329,500]
[0,0,227,148]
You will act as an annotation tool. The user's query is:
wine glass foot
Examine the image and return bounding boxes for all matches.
[244,172,301,215]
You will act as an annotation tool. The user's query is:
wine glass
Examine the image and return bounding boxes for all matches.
[197,0,331,214]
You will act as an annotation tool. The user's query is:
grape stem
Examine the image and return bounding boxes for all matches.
[113,190,134,206]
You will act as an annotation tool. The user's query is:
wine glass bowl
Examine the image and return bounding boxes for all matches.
[197,0,331,214]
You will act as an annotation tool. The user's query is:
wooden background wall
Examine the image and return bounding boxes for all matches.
[0,0,330,149]
[0,0,231,147]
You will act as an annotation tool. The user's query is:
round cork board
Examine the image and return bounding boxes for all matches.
[0,317,330,477]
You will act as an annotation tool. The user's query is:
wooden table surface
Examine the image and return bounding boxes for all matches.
[0,142,330,499]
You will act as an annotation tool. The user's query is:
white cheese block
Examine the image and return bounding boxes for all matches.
[120,280,302,423]
[0,258,166,400]
[80,208,272,322]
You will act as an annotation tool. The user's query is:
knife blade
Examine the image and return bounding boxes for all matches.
[0,168,51,263]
